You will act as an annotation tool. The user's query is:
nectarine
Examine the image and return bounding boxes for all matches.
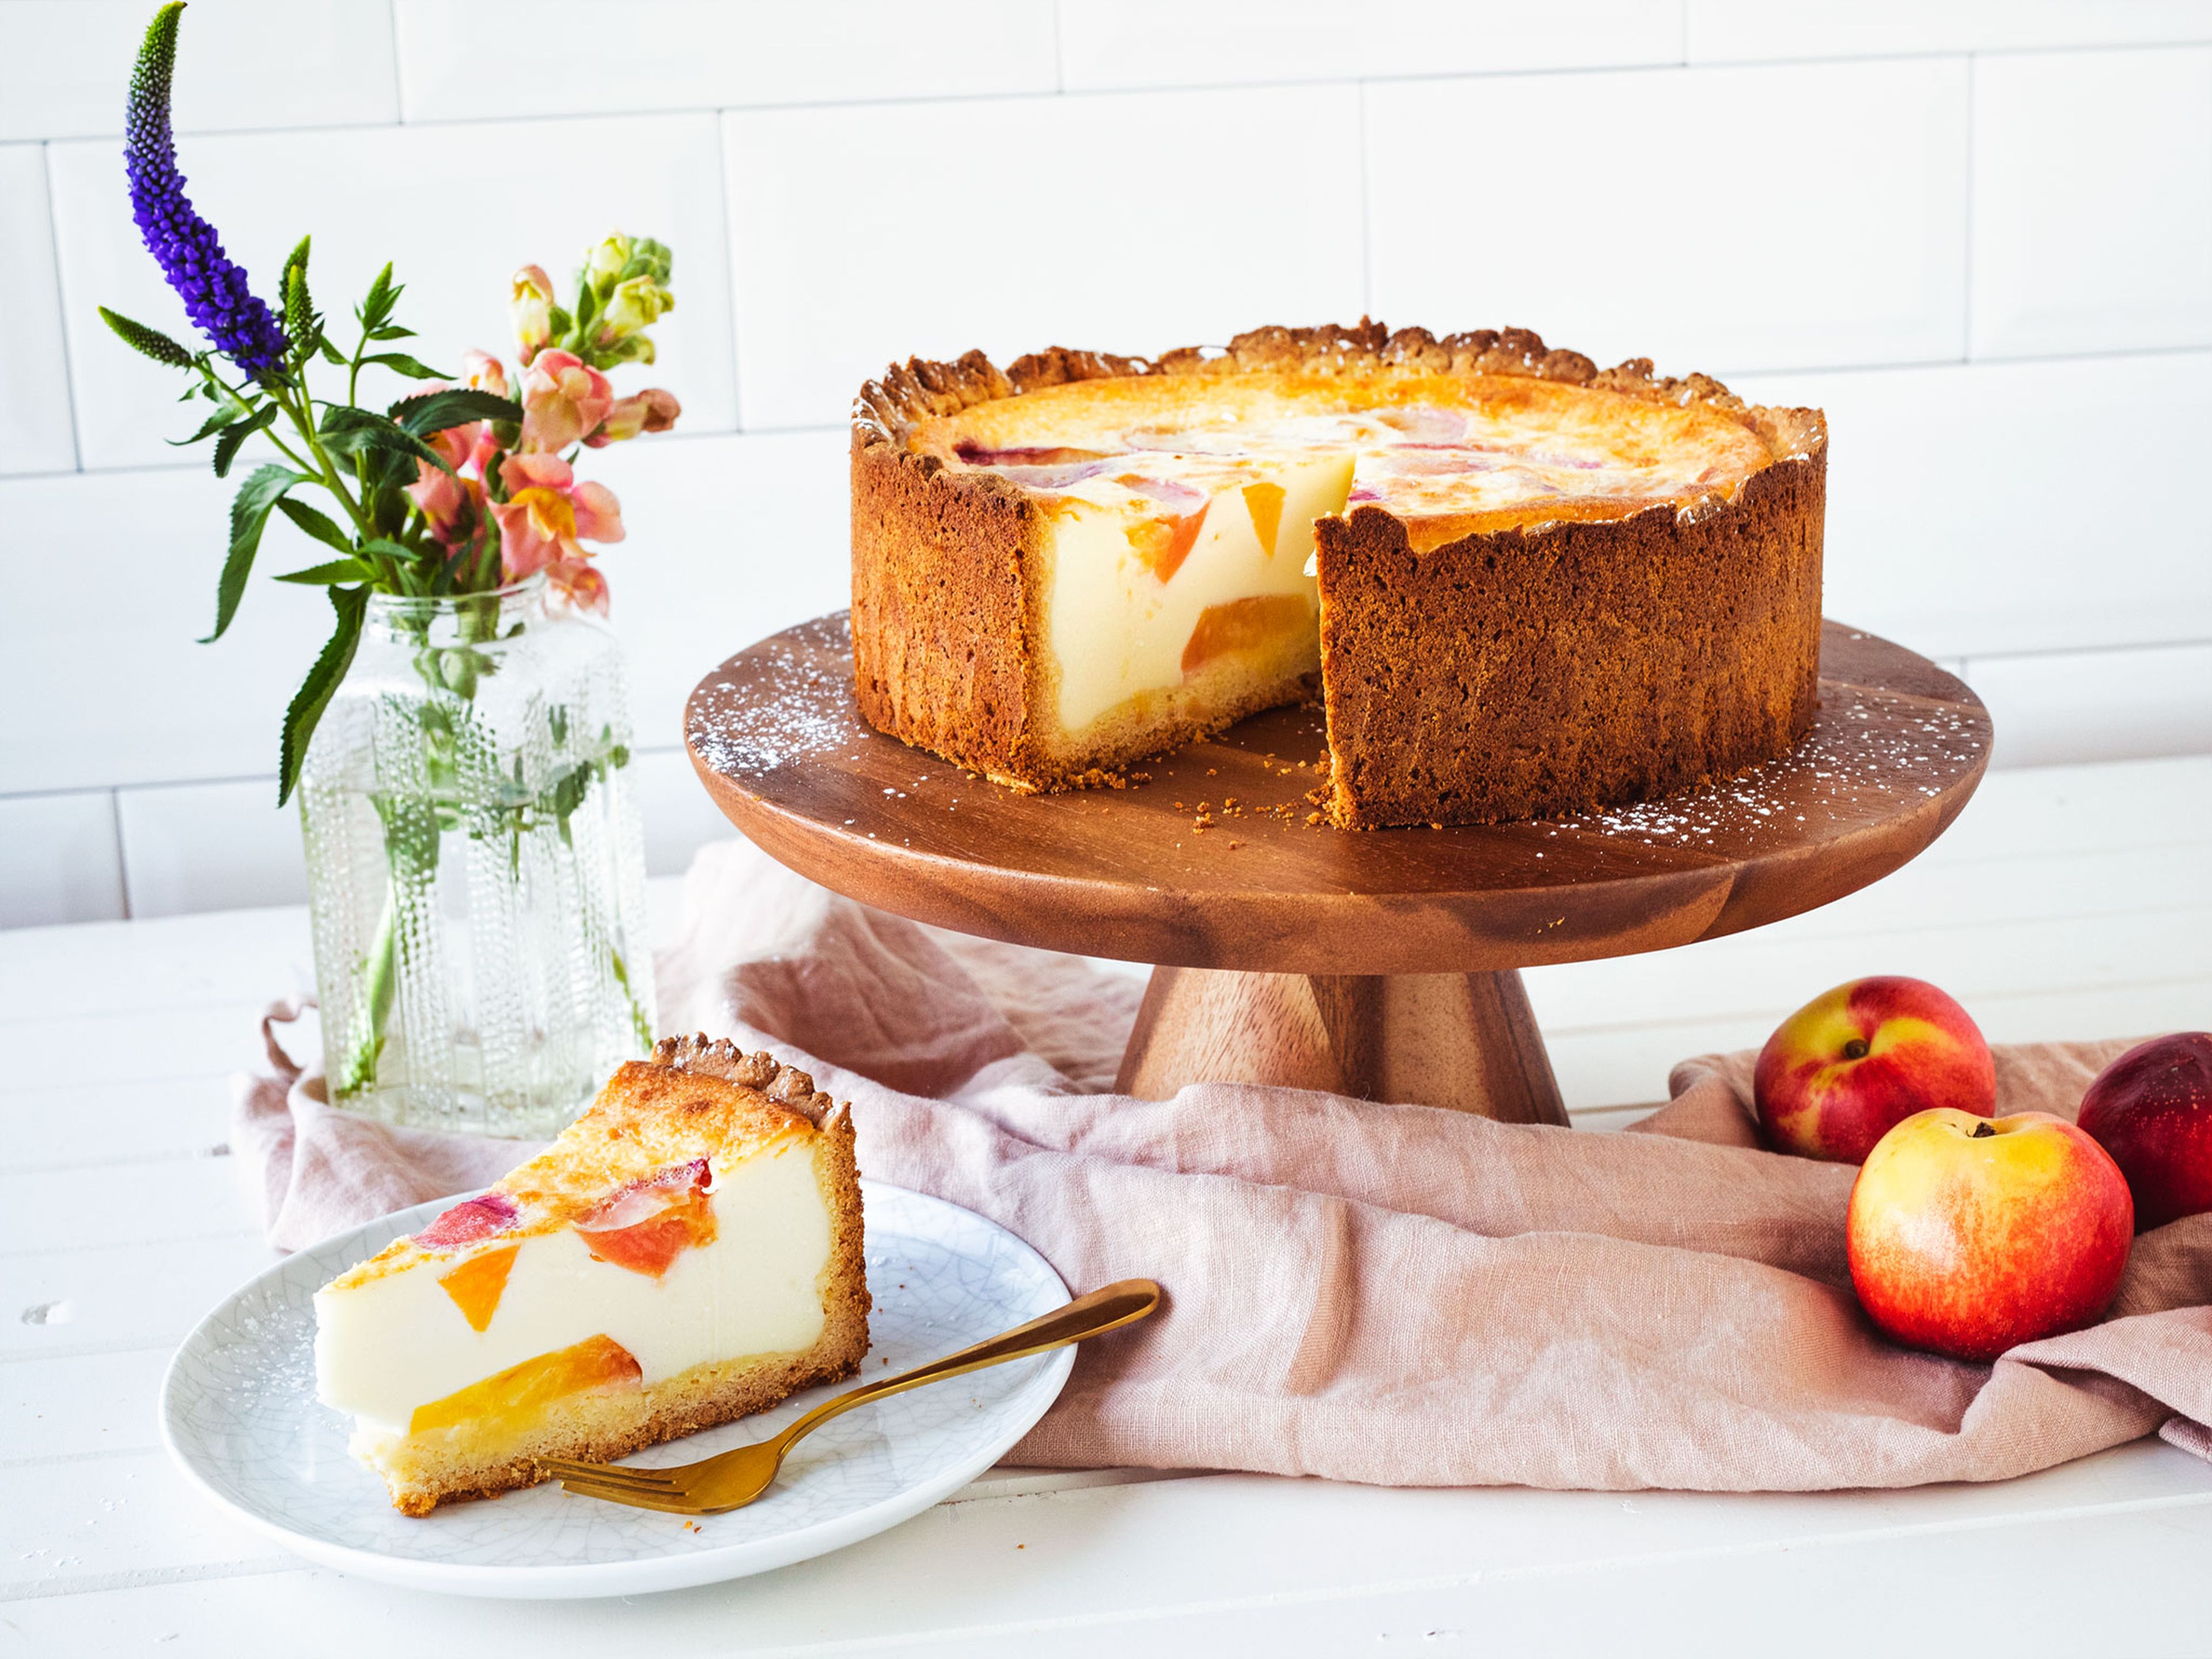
[2075,1032,2212,1230]
[1847,1109,2132,1362]
[1756,976,1996,1163]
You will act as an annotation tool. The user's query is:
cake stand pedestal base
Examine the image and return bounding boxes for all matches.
[1113,966,1568,1124]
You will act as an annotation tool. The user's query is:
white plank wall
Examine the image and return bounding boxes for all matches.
[3,2,2212,927]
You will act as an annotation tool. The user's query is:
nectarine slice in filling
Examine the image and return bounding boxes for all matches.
[1182,593,1316,676]
[408,1334,642,1437]
[415,1192,519,1250]
[1119,475,1210,582]
[573,1157,718,1278]
[1240,481,1286,557]
[436,1245,519,1334]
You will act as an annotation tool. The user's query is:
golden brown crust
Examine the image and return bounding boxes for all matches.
[1317,446,1827,826]
[849,320,1803,453]
[382,1333,865,1516]
[851,438,1047,786]
[849,320,1827,821]
[367,1036,872,1515]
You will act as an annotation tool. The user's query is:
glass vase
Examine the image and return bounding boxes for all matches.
[299,575,656,1138]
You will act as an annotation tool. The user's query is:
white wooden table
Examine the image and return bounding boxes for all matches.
[4,756,2208,1657]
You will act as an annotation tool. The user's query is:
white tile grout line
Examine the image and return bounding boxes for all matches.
[107,788,130,922]
[382,0,409,125]
[12,336,2212,487]
[1356,81,1372,317]
[0,742,699,802]
[714,112,747,432]
[37,142,84,475]
[17,36,2212,149]
[1962,54,1978,356]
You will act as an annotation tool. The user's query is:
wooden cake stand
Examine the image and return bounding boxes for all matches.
[684,617,1990,1124]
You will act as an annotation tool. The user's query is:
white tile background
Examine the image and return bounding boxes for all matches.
[2,1,2209,926]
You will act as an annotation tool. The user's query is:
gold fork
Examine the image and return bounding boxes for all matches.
[540,1278,1161,1515]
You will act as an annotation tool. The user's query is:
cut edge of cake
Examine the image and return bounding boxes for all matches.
[847,319,1828,818]
[315,1037,869,1517]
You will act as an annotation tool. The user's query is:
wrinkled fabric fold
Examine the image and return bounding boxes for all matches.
[233,839,2212,1491]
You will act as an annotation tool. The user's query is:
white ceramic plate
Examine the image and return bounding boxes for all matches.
[161,1181,1071,1598]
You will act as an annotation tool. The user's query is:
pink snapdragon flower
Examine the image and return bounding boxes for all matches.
[519,349,613,453]
[462,348,510,397]
[492,452,624,613]
[409,461,484,544]
[509,265,555,365]
[406,367,506,544]
[585,387,681,446]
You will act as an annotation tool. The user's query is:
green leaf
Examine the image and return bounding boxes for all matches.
[97,306,194,368]
[211,402,279,478]
[317,405,453,476]
[368,324,416,340]
[278,585,370,806]
[274,557,375,585]
[203,465,305,643]
[272,494,354,556]
[360,351,450,381]
[317,337,349,366]
[389,387,522,434]
[168,404,243,447]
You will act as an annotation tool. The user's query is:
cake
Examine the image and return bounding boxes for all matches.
[314,1037,869,1516]
[850,320,1827,827]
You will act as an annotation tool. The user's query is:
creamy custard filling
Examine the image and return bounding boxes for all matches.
[315,1139,832,1437]
[1040,453,1351,733]
[922,373,1771,737]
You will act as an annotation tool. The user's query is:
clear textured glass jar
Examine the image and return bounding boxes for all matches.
[300,575,655,1138]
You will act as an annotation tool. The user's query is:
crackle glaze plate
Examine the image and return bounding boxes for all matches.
[161,1181,1072,1599]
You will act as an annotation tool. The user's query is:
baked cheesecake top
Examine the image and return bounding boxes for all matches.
[857,320,1826,553]
[324,1043,841,1291]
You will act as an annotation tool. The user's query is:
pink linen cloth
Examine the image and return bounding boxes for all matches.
[234,839,2212,1490]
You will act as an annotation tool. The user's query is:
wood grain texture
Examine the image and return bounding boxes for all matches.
[685,614,1991,978]
[1116,967,1568,1122]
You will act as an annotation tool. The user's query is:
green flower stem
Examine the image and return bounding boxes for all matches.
[611,947,654,1053]
[335,887,399,1096]
[269,380,374,542]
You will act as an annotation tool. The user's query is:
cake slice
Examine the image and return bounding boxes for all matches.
[314,1038,869,1516]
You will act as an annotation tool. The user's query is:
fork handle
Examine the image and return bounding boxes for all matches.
[775,1278,1161,1452]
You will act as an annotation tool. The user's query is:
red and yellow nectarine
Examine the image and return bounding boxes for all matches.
[1755,976,1995,1163]
[1846,1108,2133,1362]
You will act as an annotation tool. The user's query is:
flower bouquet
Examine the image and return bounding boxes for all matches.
[102,3,679,1134]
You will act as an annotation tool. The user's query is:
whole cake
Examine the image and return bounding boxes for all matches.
[851,320,1828,827]
[315,1038,868,1515]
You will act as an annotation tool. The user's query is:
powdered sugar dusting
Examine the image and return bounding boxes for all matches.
[687,613,863,779]
[1551,683,1987,850]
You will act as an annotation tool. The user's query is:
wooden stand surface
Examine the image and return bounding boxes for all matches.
[685,617,1990,1119]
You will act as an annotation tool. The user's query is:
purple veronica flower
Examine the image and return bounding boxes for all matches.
[123,3,287,376]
